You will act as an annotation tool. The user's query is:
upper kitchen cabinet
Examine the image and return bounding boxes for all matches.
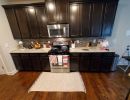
[69,4,81,37]
[56,0,69,24]
[26,7,40,38]
[45,0,69,24]
[4,8,21,39]
[14,7,31,39]
[81,3,91,37]
[13,6,40,39]
[45,0,57,24]
[91,3,104,37]
[3,3,49,39]
[35,6,48,38]
[102,2,118,36]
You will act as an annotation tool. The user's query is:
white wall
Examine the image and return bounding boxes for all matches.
[107,0,130,56]
[0,1,18,75]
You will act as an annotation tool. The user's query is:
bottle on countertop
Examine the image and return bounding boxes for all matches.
[71,40,76,48]
[46,41,51,48]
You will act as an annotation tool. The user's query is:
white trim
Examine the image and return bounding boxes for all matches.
[6,69,18,75]
[0,54,6,74]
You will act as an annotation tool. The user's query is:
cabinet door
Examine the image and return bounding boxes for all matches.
[35,6,48,38]
[90,53,101,71]
[102,2,118,36]
[46,0,57,24]
[100,53,115,72]
[20,54,33,71]
[91,3,104,37]
[70,53,80,71]
[26,7,39,38]
[30,54,42,71]
[15,7,30,39]
[40,54,50,71]
[56,0,69,23]
[11,54,23,71]
[4,8,21,39]
[81,3,91,37]
[69,4,81,37]
[79,54,90,72]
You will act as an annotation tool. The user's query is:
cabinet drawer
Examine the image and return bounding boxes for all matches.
[70,53,80,57]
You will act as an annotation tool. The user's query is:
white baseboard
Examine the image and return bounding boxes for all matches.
[6,69,18,75]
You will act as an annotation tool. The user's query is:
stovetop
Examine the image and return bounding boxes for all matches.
[48,45,70,55]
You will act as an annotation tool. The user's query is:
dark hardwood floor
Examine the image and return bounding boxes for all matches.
[0,71,130,100]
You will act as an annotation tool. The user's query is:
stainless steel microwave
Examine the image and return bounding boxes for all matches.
[47,24,69,38]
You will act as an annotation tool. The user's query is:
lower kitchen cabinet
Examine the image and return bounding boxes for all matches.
[11,52,115,72]
[20,54,33,71]
[30,54,41,71]
[100,53,115,72]
[11,53,50,71]
[11,54,23,70]
[79,53,90,72]
[80,52,115,72]
[70,53,80,71]
[40,54,50,71]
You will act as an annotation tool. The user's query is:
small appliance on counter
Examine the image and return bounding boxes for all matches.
[48,42,70,73]
[99,40,109,50]
[31,40,42,49]
[18,41,24,49]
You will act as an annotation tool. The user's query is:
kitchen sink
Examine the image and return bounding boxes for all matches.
[82,49,89,51]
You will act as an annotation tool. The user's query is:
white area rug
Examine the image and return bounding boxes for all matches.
[29,72,86,93]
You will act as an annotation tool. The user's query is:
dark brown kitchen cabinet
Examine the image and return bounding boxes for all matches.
[102,2,118,36]
[91,3,104,37]
[45,0,57,24]
[3,4,48,39]
[90,53,102,71]
[81,3,91,37]
[79,52,115,72]
[20,54,33,71]
[15,7,31,39]
[56,0,69,23]
[45,0,69,24]
[11,54,23,70]
[69,4,81,37]
[40,54,50,71]
[70,53,80,71]
[26,7,39,38]
[3,0,119,39]
[100,53,115,72]
[30,54,41,71]
[79,53,90,71]
[35,6,48,38]
[15,6,40,39]
[11,53,50,71]
[4,8,21,39]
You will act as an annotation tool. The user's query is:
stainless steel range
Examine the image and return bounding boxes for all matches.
[48,44,70,73]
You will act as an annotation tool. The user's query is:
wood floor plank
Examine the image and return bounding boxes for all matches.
[0,71,129,100]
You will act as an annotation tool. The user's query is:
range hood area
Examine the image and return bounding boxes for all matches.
[47,24,69,38]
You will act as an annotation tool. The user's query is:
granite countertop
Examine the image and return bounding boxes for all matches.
[10,47,114,53]
[10,48,51,53]
[69,47,113,53]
